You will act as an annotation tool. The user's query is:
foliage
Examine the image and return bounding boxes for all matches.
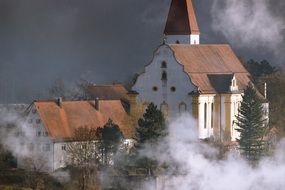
[136,103,167,146]
[66,126,99,190]
[134,103,167,176]
[244,59,285,136]
[244,59,277,82]
[96,119,124,166]
[235,85,267,162]
[256,73,285,135]
[0,144,16,169]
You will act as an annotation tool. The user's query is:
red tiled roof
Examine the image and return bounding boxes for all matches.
[34,100,134,140]
[87,84,129,102]
[169,44,251,93]
[164,0,200,35]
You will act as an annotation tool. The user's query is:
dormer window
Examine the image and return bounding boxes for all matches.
[161,61,167,68]
[161,71,167,81]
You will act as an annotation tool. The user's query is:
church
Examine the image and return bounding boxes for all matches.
[14,0,269,172]
[132,0,268,141]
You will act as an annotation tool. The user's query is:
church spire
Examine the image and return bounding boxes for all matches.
[164,0,200,45]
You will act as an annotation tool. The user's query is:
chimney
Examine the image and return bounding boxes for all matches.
[95,97,100,111]
[127,90,139,115]
[57,97,63,107]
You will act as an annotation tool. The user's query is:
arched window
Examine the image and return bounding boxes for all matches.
[161,71,167,81]
[176,40,180,44]
[161,61,167,68]
[211,103,214,129]
[204,103,207,129]
[179,102,187,113]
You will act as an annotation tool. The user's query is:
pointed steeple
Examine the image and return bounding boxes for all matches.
[164,0,200,44]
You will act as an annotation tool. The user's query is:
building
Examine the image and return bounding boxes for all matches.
[18,98,134,172]
[132,0,268,141]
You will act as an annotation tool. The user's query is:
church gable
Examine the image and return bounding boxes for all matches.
[132,44,197,116]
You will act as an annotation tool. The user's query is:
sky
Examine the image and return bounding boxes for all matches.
[0,0,284,103]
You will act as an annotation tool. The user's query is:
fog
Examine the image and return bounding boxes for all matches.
[140,115,285,190]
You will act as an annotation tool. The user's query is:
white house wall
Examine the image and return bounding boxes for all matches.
[132,44,197,118]
[198,95,215,139]
[18,105,54,172]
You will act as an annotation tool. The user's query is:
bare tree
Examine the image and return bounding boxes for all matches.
[66,126,100,190]
[49,78,67,99]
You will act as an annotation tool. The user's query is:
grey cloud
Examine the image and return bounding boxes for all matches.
[211,0,285,53]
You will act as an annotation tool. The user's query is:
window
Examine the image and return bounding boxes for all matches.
[152,86,158,91]
[179,102,187,113]
[37,131,41,137]
[170,86,176,92]
[43,132,48,137]
[204,103,207,129]
[161,61,167,68]
[61,145,66,151]
[32,109,36,114]
[36,119,41,124]
[176,40,180,44]
[211,103,214,129]
[161,71,167,81]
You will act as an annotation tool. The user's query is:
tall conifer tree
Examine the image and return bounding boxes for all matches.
[135,103,167,176]
[236,85,267,162]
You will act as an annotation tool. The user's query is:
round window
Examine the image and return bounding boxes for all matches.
[153,86,158,91]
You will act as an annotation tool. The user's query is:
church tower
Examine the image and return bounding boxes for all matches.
[164,0,200,44]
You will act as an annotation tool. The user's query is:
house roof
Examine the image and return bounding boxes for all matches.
[34,100,134,141]
[169,44,251,93]
[164,0,200,35]
[87,84,129,102]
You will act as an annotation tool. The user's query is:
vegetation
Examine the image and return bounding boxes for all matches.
[244,59,285,136]
[134,103,167,176]
[96,119,124,166]
[244,59,277,82]
[235,85,267,162]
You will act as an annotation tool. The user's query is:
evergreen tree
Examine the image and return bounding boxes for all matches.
[136,103,167,146]
[235,85,267,162]
[135,103,167,176]
[96,119,124,166]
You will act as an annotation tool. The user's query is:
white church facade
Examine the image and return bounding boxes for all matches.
[132,0,268,142]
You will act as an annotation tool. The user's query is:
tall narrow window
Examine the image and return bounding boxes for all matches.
[211,103,214,129]
[204,103,207,129]
[161,71,167,81]
[161,61,167,68]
